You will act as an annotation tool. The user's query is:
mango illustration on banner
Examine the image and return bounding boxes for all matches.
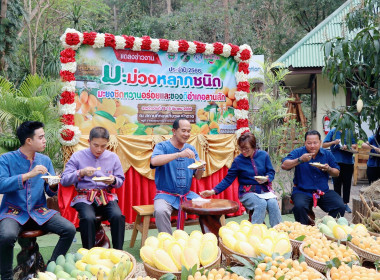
[75,90,138,135]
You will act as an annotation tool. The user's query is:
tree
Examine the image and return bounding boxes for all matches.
[323,0,380,142]
[0,0,23,78]
[0,74,63,168]
[285,0,346,32]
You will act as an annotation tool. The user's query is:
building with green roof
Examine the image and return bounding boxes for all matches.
[276,0,359,137]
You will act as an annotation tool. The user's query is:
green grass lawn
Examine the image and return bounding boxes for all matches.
[13,214,295,267]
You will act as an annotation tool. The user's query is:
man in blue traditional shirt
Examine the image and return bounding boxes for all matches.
[150,117,205,233]
[322,128,357,213]
[281,130,345,225]
[0,121,76,280]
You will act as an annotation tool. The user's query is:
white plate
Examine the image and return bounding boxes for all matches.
[309,162,325,167]
[188,162,203,169]
[92,176,112,181]
[41,175,60,180]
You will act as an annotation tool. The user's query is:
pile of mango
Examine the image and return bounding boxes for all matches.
[302,236,359,263]
[252,256,324,280]
[33,247,133,280]
[275,221,323,240]
[317,216,369,241]
[219,220,291,257]
[329,263,380,279]
[140,230,219,272]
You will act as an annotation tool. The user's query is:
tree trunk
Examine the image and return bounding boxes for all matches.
[113,4,117,33]
[150,0,153,17]
[0,0,8,72]
[223,0,230,43]
[166,0,172,15]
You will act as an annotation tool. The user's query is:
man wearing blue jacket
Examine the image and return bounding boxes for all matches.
[0,121,76,280]
[282,130,345,225]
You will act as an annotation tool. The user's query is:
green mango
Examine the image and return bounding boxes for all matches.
[85,264,92,272]
[74,252,83,262]
[319,223,333,237]
[327,220,338,231]
[56,270,71,280]
[56,254,66,267]
[322,215,335,225]
[70,269,81,278]
[54,264,64,275]
[63,262,76,274]
[337,217,349,226]
[46,261,56,273]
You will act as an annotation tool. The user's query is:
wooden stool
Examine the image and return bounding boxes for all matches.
[130,205,155,248]
[13,230,46,280]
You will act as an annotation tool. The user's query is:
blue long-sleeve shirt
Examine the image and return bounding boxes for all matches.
[282,146,340,197]
[367,135,380,167]
[213,150,275,197]
[0,149,58,225]
[323,128,356,164]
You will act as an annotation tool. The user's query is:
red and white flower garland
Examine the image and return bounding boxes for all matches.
[59,28,252,145]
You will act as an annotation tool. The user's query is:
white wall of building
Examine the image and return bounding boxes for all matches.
[313,74,346,140]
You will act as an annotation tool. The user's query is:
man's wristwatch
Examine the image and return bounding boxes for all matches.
[297,157,303,164]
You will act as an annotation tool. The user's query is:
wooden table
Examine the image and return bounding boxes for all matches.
[181,198,239,237]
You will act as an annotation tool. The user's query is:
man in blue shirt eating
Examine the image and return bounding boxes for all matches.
[150,117,205,233]
[281,130,345,225]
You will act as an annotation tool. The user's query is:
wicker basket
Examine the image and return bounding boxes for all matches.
[347,241,380,263]
[124,251,137,280]
[369,230,380,238]
[143,248,221,280]
[289,239,303,258]
[299,243,360,273]
[219,238,253,266]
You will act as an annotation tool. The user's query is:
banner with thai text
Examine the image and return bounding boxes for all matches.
[74,46,238,135]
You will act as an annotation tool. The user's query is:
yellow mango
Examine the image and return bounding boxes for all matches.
[140,245,155,267]
[168,242,183,270]
[75,260,86,271]
[180,247,199,270]
[235,241,256,257]
[273,238,291,255]
[199,240,218,266]
[153,249,178,272]
[144,236,159,249]
[173,230,189,241]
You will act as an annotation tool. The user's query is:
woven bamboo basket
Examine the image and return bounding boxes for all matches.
[219,238,253,266]
[143,248,221,280]
[289,239,303,258]
[299,243,360,273]
[347,241,380,263]
[124,251,137,280]
[369,230,380,238]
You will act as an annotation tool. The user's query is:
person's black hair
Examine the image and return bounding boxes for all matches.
[173,117,189,130]
[16,121,44,146]
[89,127,110,141]
[304,130,321,141]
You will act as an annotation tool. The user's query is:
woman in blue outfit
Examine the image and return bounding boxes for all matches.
[362,126,380,184]
[200,132,282,227]
[322,128,356,213]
